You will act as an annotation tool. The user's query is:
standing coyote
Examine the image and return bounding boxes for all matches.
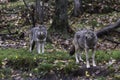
[69,29,97,68]
[29,25,47,54]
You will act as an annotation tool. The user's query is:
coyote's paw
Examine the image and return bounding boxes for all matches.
[86,63,90,68]
[93,63,96,67]
[76,61,79,64]
[79,58,83,61]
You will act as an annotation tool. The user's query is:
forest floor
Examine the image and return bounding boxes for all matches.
[0,0,120,80]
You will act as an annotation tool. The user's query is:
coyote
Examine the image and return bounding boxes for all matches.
[69,29,97,68]
[29,25,47,54]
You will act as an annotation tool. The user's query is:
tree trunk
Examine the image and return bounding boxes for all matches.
[50,0,71,34]
[30,5,36,27]
[36,0,44,24]
[96,19,120,38]
[73,0,83,17]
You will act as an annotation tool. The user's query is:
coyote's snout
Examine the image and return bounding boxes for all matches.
[69,29,97,68]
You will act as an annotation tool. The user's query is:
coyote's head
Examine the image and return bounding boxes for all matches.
[37,25,47,40]
[85,30,96,40]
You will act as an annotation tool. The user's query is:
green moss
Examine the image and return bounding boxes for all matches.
[111,50,120,60]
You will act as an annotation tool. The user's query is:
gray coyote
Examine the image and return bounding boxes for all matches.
[69,29,97,68]
[29,25,47,54]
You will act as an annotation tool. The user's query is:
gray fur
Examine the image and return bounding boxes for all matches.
[73,29,97,68]
[29,25,47,54]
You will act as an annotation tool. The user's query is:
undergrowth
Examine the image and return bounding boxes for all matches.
[0,48,119,78]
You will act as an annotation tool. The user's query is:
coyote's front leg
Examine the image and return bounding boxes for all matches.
[37,42,41,54]
[75,52,79,64]
[78,51,83,61]
[85,48,90,68]
[92,47,96,67]
[41,42,45,53]
[74,44,80,64]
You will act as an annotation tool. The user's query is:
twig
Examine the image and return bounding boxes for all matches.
[105,37,120,49]
[23,0,30,10]
[105,37,120,44]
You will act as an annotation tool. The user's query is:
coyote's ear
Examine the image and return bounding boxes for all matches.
[69,45,75,56]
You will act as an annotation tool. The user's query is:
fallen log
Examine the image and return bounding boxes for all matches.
[96,19,120,38]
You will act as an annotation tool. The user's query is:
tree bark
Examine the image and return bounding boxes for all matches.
[36,0,44,24]
[73,0,83,17]
[30,5,36,27]
[50,0,71,33]
[96,19,120,38]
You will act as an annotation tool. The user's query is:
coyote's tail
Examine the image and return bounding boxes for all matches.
[69,45,75,56]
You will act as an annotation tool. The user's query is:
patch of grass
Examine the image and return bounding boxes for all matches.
[0,67,12,79]
[0,48,76,71]
[96,50,111,63]
[96,76,106,80]
[95,50,120,63]
[0,48,120,79]
[111,50,120,60]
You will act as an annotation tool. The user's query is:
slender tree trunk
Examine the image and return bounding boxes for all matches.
[50,0,70,33]
[73,0,83,17]
[30,5,36,27]
[36,0,44,24]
